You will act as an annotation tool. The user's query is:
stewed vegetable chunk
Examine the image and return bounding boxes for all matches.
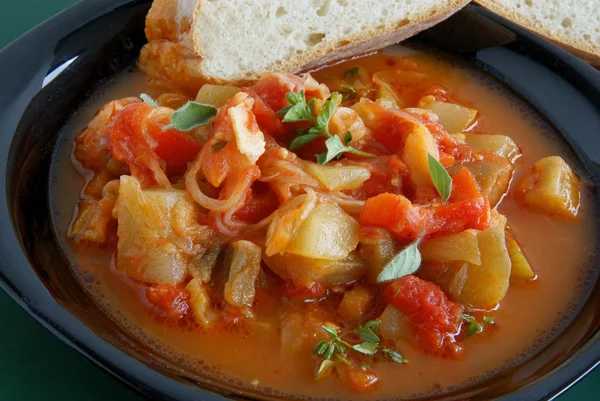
[285,202,360,260]
[115,176,200,285]
[464,133,520,162]
[451,225,511,309]
[449,153,514,207]
[224,240,262,307]
[516,156,580,219]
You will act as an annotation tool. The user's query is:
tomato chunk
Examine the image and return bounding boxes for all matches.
[426,197,491,237]
[360,193,491,239]
[146,284,190,319]
[449,167,481,202]
[384,275,463,357]
[234,182,280,223]
[360,193,426,239]
[154,129,202,175]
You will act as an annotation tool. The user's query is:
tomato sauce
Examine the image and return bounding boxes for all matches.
[49,46,598,399]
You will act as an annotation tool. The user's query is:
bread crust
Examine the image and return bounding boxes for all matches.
[142,0,470,86]
[475,0,600,67]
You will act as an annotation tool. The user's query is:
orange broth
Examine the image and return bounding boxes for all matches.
[50,46,598,399]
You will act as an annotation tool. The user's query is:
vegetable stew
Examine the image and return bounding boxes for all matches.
[51,47,596,399]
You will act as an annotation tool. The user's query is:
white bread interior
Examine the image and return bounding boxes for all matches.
[475,0,600,67]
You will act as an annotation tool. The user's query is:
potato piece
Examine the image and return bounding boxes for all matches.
[263,251,367,288]
[186,278,216,327]
[224,240,262,307]
[303,161,371,192]
[264,195,316,256]
[69,180,119,245]
[116,176,198,285]
[376,82,402,109]
[452,225,511,309]
[285,202,360,260]
[338,286,374,322]
[420,99,477,133]
[359,227,398,284]
[464,133,520,162]
[516,156,580,219]
[379,305,411,341]
[420,230,481,265]
[189,247,221,283]
[402,124,439,188]
[506,236,536,281]
[195,84,240,107]
[449,153,514,207]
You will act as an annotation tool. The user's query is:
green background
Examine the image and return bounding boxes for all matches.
[0,1,598,400]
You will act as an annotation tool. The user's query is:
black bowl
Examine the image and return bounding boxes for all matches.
[1,1,600,400]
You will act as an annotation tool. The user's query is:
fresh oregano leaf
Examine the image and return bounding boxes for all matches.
[317,97,337,129]
[317,136,347,164]
[340,84,356,93]
[281,102,314,123]
[428,153,452,202]
[377,234,424,283]
[322,325,339,339]
[344,67,361,77]
[344,131,352,146]
[313,340,329,356]
[286,90,305,105]
[169,102,217,131]
[466,322,483,338]
[482,315,495,325]
[326,342,336,359]
[289,133,322,151]
[385,348,409,364]
[140,93,158,107]
[357,328,380,343]
[352,342,379,356]
[363,320,380,330]
[315,359,338,379]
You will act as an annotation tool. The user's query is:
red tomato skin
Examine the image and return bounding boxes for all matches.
[146,285,190,319]
[384,276,463,357]
[233,182,280,224]
[154,129,202,175]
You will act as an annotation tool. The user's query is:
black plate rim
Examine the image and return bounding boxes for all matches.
[1,1,600,400]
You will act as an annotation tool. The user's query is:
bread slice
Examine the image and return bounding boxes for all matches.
[475,0,600,66]
[143,0,470,84]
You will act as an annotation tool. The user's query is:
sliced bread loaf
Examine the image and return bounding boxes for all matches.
[143,0,470,84]
[476,0,600,66]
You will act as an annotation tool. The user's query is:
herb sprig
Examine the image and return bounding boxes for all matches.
[428,153,452,202]
[377,233,425,283]
[140,93,217,131]
[313,321,407,379]
[277,91,375,164]
[462,314,495,338]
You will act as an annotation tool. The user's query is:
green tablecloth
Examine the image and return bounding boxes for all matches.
[0,1,598,400]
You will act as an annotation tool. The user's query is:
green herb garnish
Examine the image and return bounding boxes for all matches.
[344,67,361,77]
[168,101,218,131]
[278,92,375,164]
[140,93,158,107]
[340,83,357,100]
[377,234,424,283]
[462,314,495,338]
[428,153,452,202]
[313,321,407,379]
